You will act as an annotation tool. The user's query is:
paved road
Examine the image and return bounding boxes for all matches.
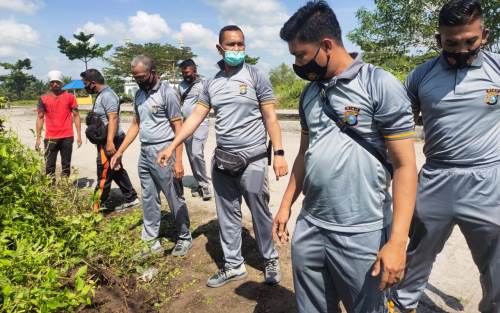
[2,108,482,312]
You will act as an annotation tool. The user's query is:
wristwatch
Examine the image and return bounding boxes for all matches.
[274,149,285,156]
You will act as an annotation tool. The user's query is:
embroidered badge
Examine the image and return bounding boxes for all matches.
[150,104,160,114]
[485,89,499,105]
[239,84,247,95]
[343,106,360,126]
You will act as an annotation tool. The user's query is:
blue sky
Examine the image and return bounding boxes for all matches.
[0,0,374,80]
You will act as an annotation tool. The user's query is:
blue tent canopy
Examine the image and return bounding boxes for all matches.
[62,80,84,90]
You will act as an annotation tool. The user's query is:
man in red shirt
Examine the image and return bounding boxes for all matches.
[36,70,82,178]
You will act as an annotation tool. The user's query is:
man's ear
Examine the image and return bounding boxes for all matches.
[321,38,335,54]
[216,44,224,56]
[481,28,490,46]
[435,33,442,49]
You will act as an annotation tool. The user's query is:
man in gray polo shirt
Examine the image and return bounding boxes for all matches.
[110,55,191,257]
[80,69,138,212]
[177,59,211,200]
[392,1,500,312]
[157,25,288,287]
[273,2,417,312]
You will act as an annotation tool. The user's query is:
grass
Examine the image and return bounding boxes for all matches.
[6,99,38,107]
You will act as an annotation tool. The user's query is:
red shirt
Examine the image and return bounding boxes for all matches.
[38,91,78,139]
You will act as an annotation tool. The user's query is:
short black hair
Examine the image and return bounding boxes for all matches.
[439,0,483,27]
[179,59,196,69]
[219,25,244,44]
[280,0,343,46]
[80,69,105,84]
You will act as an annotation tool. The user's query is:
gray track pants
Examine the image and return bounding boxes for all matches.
[394,162,500,313]
[211,146,278,268]
[292,216,388,313]
[139,141,191,241]
[185,124,210,188]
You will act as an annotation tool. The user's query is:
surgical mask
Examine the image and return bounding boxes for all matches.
[223,50,246,67]
[442,46,481,69]
[293,47,330,81]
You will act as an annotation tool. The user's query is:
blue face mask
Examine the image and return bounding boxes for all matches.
[223,50,246,67]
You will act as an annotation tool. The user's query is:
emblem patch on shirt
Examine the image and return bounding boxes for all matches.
[485,89,499,105]
[343,106,360,126]
[150,104,160,114]
[239,84,247,95]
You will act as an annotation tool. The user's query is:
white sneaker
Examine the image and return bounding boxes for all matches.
[207,263,248,288]
[115,198,140,211]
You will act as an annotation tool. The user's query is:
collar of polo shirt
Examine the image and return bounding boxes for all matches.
[216,59,244,75]
[439,50,484,70]
[322,53,365,88]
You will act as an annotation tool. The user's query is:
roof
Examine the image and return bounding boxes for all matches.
[62,80,84,90]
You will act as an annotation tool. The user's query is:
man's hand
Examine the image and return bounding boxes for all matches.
[35,137,42,151]
[273,155,288,180]
[106,141,116,156]
[173,160,184,179]
[77,136,82,148]
[272,206,291,244]
[157,147,174,167]
[371,238,407,291]
[110,151,123,170]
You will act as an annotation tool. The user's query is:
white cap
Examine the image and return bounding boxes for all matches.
[47,70,64,83]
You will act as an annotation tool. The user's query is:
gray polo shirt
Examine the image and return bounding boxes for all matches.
[197,61,276,152]
[134,80,182,144]
[93,86,124,136]
[299,54,415,233]
[177,79,208,127]
[407,51,500,167]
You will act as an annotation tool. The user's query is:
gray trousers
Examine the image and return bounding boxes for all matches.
[394,163,500,313]
[292,216,388,313]
[139,141,191,241]
[184,124,210,188]
[211,147,278,268]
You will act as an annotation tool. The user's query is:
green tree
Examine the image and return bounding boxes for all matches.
[244,55,260,65]
[57,32,112,70]
[269,63,306,109]
[348,0,499,78]
[269,63,300,87]
[0,58,36,100]
[104,42,195,83]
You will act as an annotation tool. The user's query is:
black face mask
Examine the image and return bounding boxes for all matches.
[85,83,96,94]
[135,73,156,91]
[183,75,196,84]
[442,46,481,69]
[293,47,330,81]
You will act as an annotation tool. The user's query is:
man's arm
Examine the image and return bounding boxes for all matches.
[272,132,309,243]
[157,103,210,166]
[372,138,417,290]
[260,103,288,179]
[73,110,82,147]
[106,112,118,155]
[35,110,44,150]
[110,114,140,170]
[170,119,185,179]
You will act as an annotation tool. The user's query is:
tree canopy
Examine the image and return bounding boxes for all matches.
[57,32,112,70]
[0,59,37,100]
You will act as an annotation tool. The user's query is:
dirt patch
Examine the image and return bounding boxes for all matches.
[77,204,297,313]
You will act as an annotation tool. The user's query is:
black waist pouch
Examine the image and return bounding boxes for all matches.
[213,147,266,177]
[85,112,107,144]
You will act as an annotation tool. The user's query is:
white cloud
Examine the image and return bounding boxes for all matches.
[0,0,43,14]
[128,11,171,41]
[77,21,108,37]
[203,0,289,62]
[0,19,39,58]
[0,46,20,58]
[203,0,288,26]
[175,22,217,50]
[0,19,40,46]
[76,20,127,39]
